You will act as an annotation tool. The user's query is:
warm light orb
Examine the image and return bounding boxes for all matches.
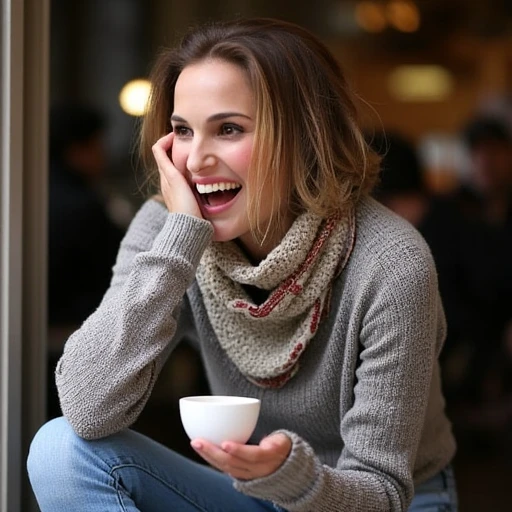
[388,65,454,102]
[355,1,388,33]
[387,0,421,33]
[119,79,152,116]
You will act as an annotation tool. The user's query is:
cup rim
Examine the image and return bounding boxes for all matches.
[179,395,260,406]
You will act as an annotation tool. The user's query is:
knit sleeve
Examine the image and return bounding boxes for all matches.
[55,199,213,440]
[234,237,445,511]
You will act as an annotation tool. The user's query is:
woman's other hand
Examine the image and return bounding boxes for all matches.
[190,433,292,481]
[152,132,203,219]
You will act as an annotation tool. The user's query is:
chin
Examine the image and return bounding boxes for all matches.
[210,225,240,243]
[211,233,231,243]
[209,217,249,244]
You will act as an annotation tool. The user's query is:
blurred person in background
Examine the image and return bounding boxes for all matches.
[459,116,512,227]
[372,128,512,446]
[452,116,512,437]
[371,132,438,227]
[47,103,126,417]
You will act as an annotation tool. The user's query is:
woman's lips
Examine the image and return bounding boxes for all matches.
[196,187,242,215]
[203,189,239,207]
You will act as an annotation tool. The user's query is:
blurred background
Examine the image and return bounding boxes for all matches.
[47,1,512,510]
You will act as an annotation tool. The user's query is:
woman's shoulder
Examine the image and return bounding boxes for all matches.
[132,196,168,225]
[352,196,435,274]
[122,197,169,243]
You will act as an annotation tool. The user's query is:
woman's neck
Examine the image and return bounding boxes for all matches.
[235,234,279,265]
[236,215,295,264]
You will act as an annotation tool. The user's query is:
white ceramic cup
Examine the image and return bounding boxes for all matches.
[179,395,261,446]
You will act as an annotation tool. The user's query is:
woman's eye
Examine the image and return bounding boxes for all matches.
[220,124,243,136]
[173,126,191,137]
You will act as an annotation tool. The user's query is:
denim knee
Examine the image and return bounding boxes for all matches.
[27,416,76,488]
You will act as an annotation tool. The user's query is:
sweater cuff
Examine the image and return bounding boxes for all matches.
[151,211,214,267]
[233,430,325,509]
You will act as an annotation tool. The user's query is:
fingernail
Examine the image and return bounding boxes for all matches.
[191,440,203,450]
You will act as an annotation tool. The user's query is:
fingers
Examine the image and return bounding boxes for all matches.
[191,440,252,479]
[151,132,174,167]
[151,133,203,218]
[259,433,292,455]
[152,133,177,189]
[223,433,291,463]
[191,433,292,480]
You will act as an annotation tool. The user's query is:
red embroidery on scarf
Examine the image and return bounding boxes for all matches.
[310,297,322,333]
[232,216,339,318]
[251,372,294,389]
[240,212,355,389]
[249,368,296,389]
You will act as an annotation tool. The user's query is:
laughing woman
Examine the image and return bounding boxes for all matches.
[28,18,457,512]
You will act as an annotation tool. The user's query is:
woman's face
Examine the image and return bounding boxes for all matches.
[171,58,276,257]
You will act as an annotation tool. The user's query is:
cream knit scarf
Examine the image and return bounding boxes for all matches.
[196,210,356,388]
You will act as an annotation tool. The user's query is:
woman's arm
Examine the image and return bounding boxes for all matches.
[56,199,213,440]
[232,240,446,511]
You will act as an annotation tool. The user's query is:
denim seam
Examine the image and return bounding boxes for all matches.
[112,472,130,512]
[109,463,209,512]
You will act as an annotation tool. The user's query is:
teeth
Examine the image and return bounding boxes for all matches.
[196,182,241,194]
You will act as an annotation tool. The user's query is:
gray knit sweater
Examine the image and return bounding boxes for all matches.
[56,196,456,511]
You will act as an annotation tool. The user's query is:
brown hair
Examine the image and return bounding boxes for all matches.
[140,18,380,239]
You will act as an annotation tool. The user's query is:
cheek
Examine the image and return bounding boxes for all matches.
[228,143,253,176]
[171,144,187,172]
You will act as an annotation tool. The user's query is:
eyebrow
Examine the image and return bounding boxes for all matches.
[170,112,252,123]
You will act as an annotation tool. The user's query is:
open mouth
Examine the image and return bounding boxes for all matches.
[196,182,242,208]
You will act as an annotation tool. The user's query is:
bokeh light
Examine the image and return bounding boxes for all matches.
[388,65,454,101]
[355,1,388,33]
[386,0,421,33]
[119,79,152,116]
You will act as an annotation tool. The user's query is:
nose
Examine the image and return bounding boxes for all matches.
[186,137,217,174]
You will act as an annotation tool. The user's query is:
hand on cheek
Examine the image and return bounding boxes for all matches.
[191,433,292,481]
[152,132,203,219]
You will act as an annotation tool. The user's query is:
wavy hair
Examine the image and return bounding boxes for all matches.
[140,18,380,239]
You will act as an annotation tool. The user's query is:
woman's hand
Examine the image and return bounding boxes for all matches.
[152,132,203,218]
[191,433,292,481]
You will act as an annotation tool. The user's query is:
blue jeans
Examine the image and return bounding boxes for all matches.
[27,417,457,511]
[410,464,458,511]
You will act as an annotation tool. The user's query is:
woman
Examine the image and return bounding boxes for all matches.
[28,18,457,511]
